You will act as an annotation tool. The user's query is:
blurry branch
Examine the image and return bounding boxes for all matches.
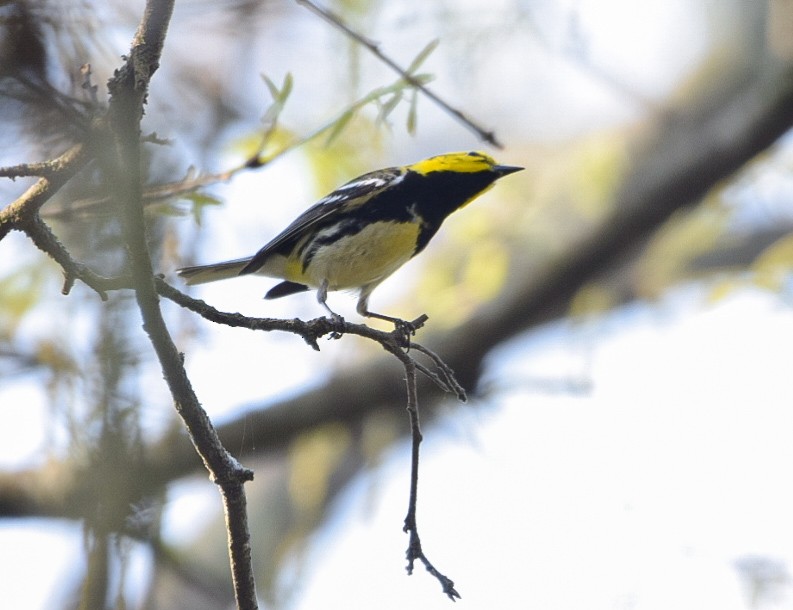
[42,67,430,222]
[1,164,131,301]
[0,148,85,180]
[41,164,235,222]
[0,143,107,303]
[689,225,793,271]
[0,2,284,609]
[4,71,95,130]
[0,143,89,240]
[104,1,260,609]
[25,214,129,299]
[467,61,793,359]
[296,0,504,148]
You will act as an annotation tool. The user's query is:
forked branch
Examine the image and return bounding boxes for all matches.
[161,277,466,598]
[388,345,462,600]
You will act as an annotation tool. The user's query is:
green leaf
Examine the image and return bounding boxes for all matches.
[0,264,48,335]
[406,38,439,74]
[324,110,354,146]
[261,73,280,99]
[261,72,293,124]
[751,233,793,291]
[151,203,186,218]
[378,90,403,123]
[183,191,223,207]
[182,191,223,225]
[406,89,418,134]
[279,72,293,100]
[406,72,434,87]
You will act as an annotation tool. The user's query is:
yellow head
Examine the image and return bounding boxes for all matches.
[409,151,502,176]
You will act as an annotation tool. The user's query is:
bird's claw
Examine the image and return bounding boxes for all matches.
[393,318,417,348]
[327,313,345,340]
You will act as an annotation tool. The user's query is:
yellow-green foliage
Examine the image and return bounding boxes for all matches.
[751,233,793,291]
[288,423,351,517]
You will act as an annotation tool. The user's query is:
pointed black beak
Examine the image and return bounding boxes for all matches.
[493,164,524,177]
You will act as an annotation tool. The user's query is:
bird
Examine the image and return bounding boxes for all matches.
[177,151,523,331]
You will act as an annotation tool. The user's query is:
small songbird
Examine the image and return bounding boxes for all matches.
[177,151,523,328]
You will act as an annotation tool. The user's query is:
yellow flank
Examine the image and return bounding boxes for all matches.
[286,221,421,290]
[409,151,497,176]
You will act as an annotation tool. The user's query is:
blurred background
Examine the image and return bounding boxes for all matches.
[3,0,793,608]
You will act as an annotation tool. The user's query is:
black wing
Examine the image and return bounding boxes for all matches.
[240,166,404,275]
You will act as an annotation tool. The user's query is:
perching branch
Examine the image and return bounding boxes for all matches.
[159,273,466,597]
[296,0,503,148]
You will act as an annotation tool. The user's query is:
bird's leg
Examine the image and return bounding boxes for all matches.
[318,279,344,339]
[356,291,419,347]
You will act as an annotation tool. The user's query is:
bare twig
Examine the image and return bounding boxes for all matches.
[5,71,95,130]
[157,277,463,392]
[40,167,235,221]
[41,142,281,222]
[410,343,467,402]
[80,63,100,106]
[296,0,503,148]
[23,215,129,300]
[0,158,76,180]
[155,277,329,349]
[0,143,89,239]
[390,348,461,601]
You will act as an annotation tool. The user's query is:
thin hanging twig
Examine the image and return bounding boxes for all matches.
[296,0,503,148]
[389,347,461,601]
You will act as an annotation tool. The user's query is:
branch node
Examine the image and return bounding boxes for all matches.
[61,273,76,296]
[410,343,467,402]
[80,63,100,105]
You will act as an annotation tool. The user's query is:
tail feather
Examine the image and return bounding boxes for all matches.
[177,257,252,285]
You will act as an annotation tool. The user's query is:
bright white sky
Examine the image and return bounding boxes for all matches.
[4,1,793,609]
[279,288,793,610]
